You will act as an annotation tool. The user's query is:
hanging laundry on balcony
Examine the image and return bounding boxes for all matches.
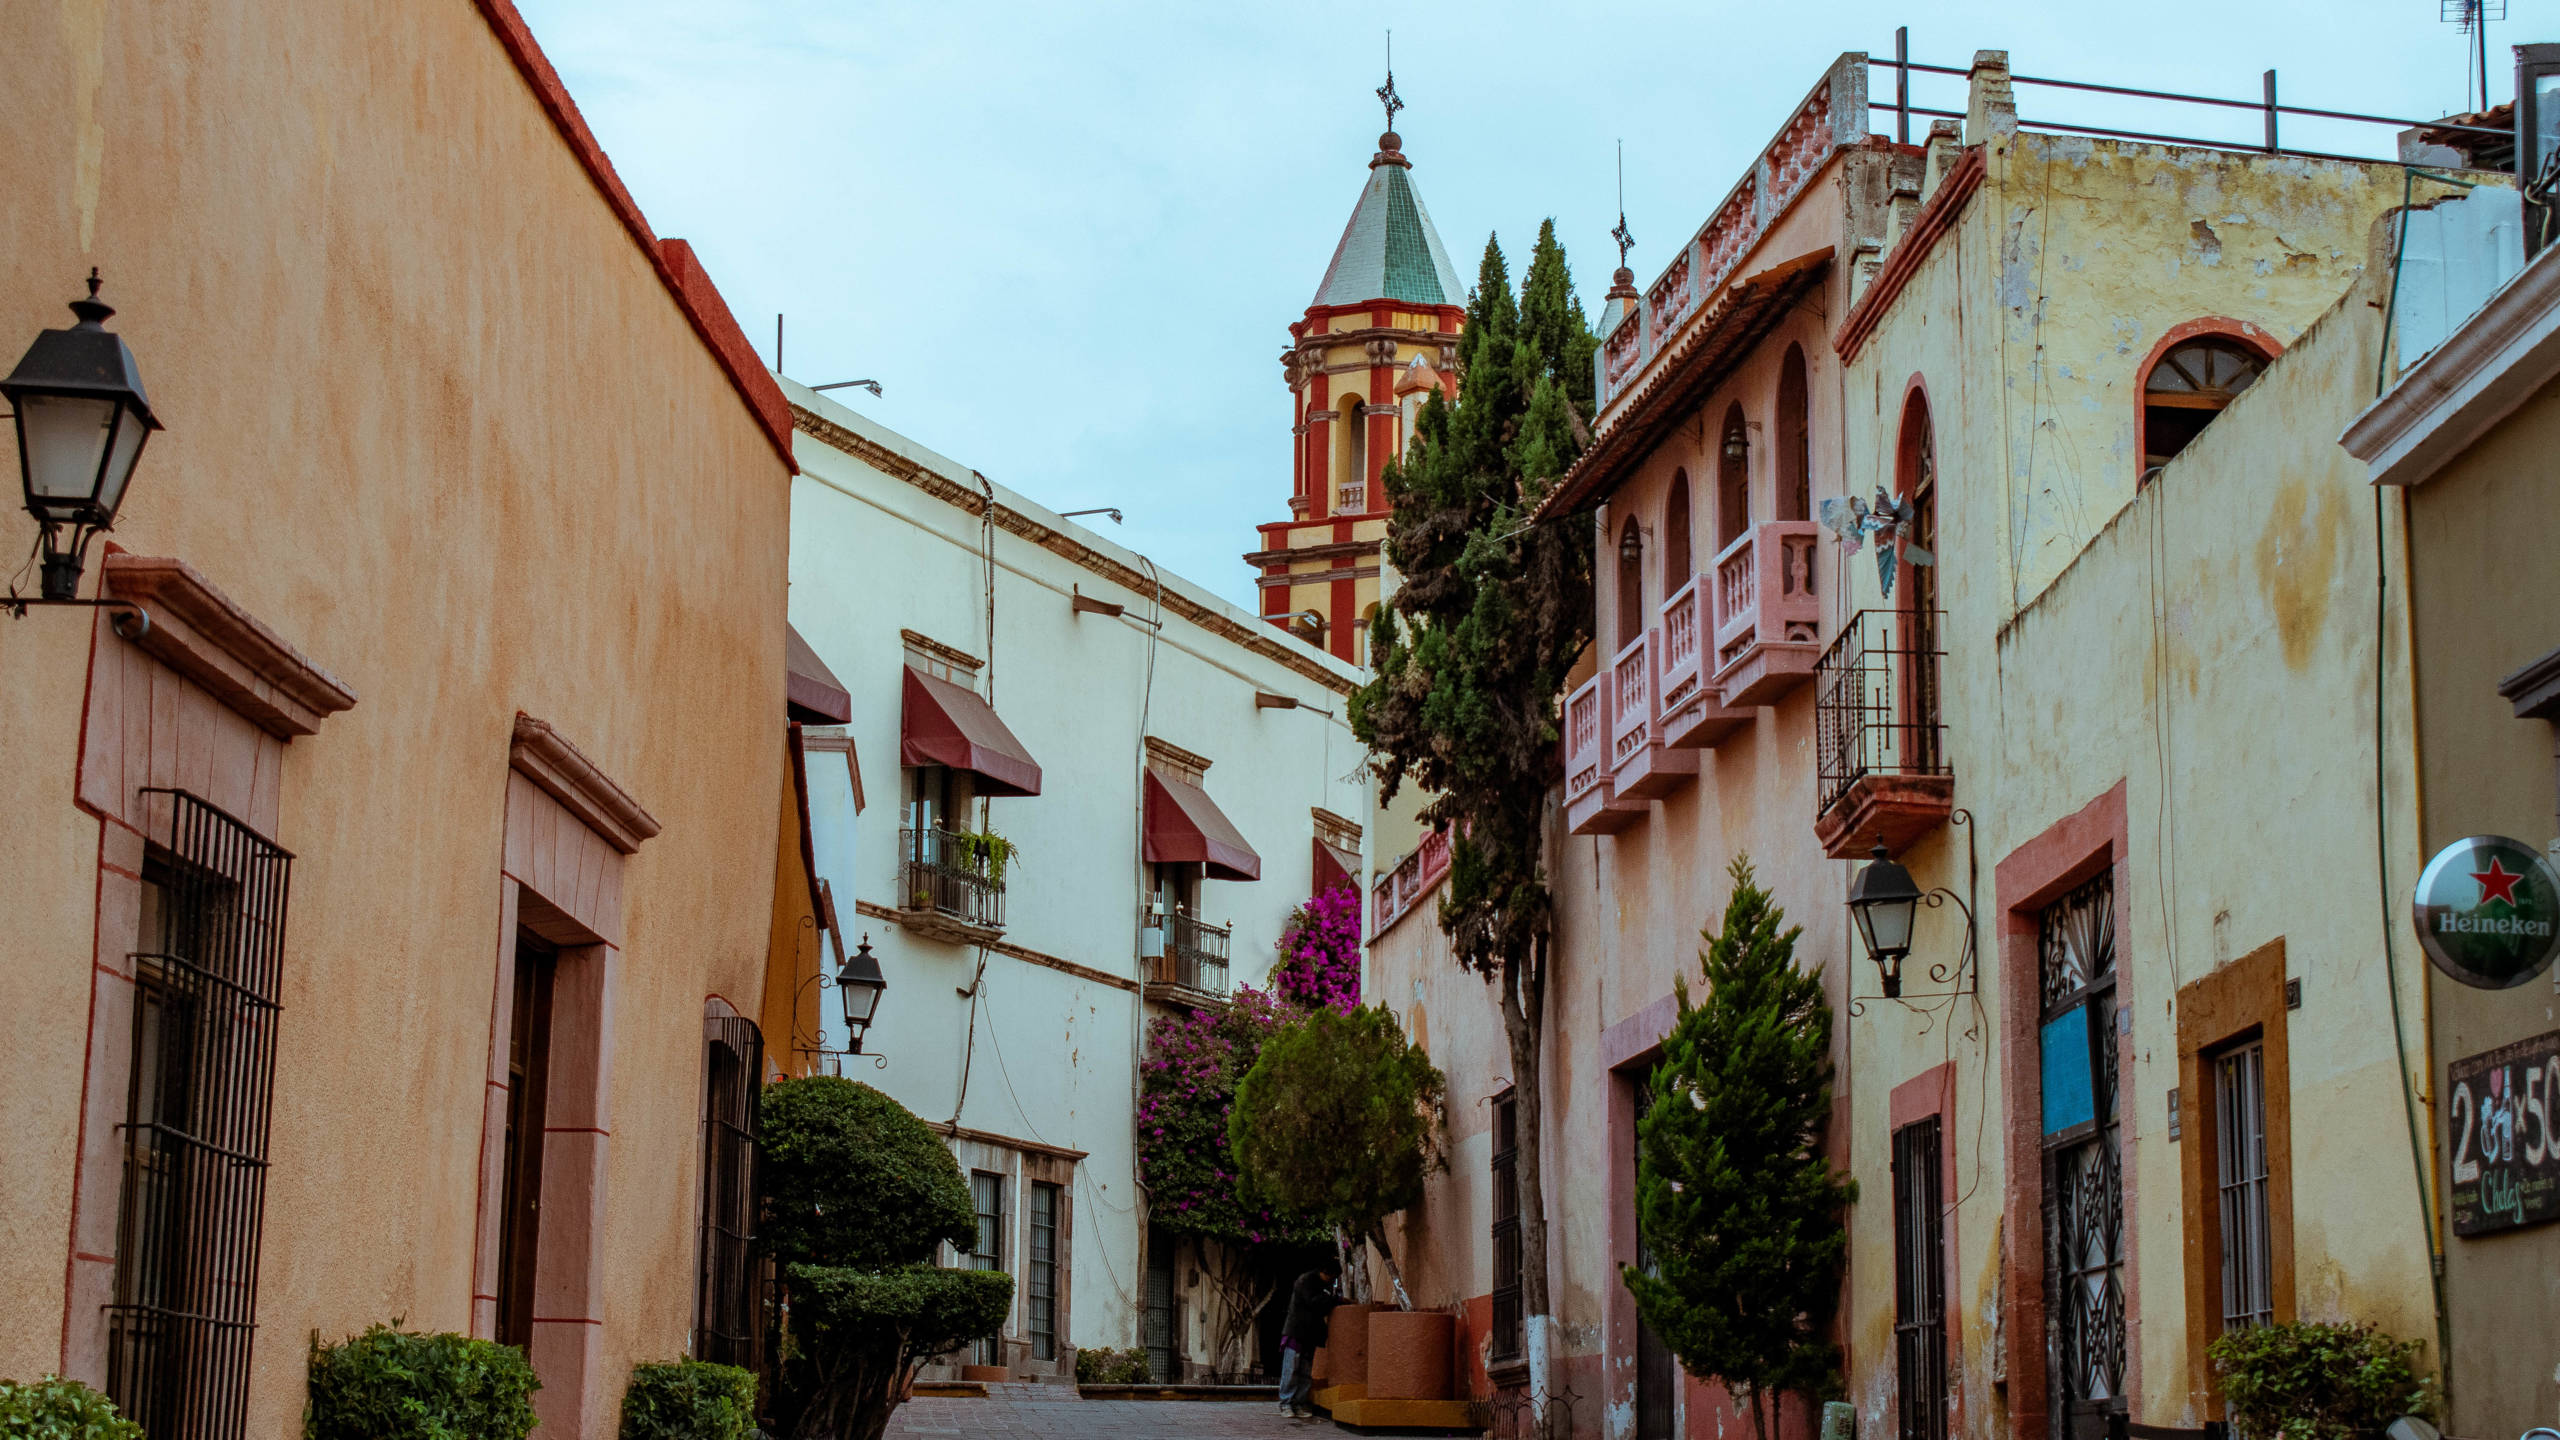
[901,666,1043,796]
[1143,770,1261,881]
[1817,487,1935,599]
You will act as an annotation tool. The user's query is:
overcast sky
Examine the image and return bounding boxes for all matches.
[516,0,2525,608]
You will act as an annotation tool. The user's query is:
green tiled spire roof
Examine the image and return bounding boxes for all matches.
[1310,135,1466,310]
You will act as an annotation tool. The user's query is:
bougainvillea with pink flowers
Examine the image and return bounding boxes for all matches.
[1270,884,1362,1013]
[1136,988,1326,1248]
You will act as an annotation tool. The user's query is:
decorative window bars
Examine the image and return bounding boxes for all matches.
[968,1171,1007,1366]
[1813,608,1950,818]
[1892,1117,1948,1440]
[1028,1182,1061,1361]
[2215,1041,2274,1332]
[2038,871,2124,1440]
[695,1014,764,1369]
[1489,1090,1523,1364]
[106,789,292,1440]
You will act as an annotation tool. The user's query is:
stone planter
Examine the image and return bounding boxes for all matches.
[960,1364,1009,1382]
[1366,1311,1455,1402]
[1327,1302,1387,1385]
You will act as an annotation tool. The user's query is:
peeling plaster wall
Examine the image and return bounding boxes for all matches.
[1845,221,2434,1434]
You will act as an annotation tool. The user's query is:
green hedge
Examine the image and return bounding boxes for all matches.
[304,1324,539,1440]
[0,1376,143,1439]
[1073,1347,1151,1385]
[2208,1320,2435,1440]
[620,1360,759,1440]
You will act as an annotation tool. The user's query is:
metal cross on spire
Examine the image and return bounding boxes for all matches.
[1611,140,1636,268]
[1376,30,1404,133]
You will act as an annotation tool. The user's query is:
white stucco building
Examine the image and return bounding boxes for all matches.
[780,377,1367,1380]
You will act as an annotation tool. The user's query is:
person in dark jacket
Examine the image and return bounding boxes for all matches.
[1276,1259,1342,1418]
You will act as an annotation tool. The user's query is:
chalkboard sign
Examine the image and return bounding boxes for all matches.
[2447,1028,2560,1237]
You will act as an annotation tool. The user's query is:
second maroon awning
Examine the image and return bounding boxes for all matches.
[901,666,1043,797]
[786,623,852,724]
[1144,769,1260,881]
[1312,836,1360,895]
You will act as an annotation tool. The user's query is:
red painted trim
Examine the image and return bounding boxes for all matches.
[470,1,797,474]
[1834,147,1987,365]
[1888,1062,1964,1436]
[1601,993,1678,1071]
[1993,779,2133,1430]
[2132,317,2284,482]
[61,821,107,1372]
[1329,577,1356,661]
[543,1125,612,1137]
[529,1315,606,1327]
[72,1252,114,1266]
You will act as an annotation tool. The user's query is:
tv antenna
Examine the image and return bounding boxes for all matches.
[2443,0,2507,113]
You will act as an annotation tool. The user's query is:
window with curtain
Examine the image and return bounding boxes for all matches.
[1663,471,1693,593]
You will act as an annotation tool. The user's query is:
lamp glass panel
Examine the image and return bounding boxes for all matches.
[16,392,117,509]
[94,405,148,518]
[841,977,883,1027]
[1861,894,1918,957]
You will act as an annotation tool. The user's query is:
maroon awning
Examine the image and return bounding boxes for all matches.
[901,666,1042,797]
[786,623,852,724]
[1144,770,1260,881]
[1312,836,1360,895]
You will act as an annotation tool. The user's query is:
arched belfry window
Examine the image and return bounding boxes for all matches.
[1717,402,1750,548]
[1663,471,1693,593]
[2142,334,2270,470]
[1616,515,1645,650]
[1339,396,1368,508]
[1777,346,1811,522]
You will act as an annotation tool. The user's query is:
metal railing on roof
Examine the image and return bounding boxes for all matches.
[1871,26,2506,165]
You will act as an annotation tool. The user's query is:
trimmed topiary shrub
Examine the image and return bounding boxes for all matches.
[1073,1347,1151,1385]
[0,1375,143,1439]
[304,1324,539,1440]
[621,1360,759,1440]
[761,1076,1015,1440]
[2208,1320,2435,1440]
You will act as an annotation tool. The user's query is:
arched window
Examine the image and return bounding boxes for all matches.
[1717,402,1750,548]
[1616,515,1645,650]
[1896,392,1941,772]
[1339,395,1368,510]
[1663,471,1693,592]
[2141,335,2270,469]
[1776,345,1811,522]
[1355,602,1379,668]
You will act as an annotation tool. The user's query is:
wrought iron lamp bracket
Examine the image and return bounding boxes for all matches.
[791,959,889,1070]
[2,590,150,638]
[1849,808,1978,1018]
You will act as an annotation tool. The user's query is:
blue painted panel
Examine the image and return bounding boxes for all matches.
[2042,1004,2096,1136]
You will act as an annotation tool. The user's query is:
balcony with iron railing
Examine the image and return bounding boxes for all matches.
[1812,608,1952,858]
[897,827,1008,944]
[1148,911,1231,999]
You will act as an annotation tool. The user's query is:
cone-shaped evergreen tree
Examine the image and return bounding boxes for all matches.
[1623,858,1856,1440]
[1349,220,1596,1409]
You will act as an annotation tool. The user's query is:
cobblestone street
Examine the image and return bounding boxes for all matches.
[887,1389,1322,1438]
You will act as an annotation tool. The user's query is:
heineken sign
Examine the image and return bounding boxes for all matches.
[2414,835,2560,990]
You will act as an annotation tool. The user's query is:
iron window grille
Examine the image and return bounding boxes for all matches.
[2038,872,2124,1440]
[899,826,1007,933]
[1892,1117,1949,1440]
[968,1171,1006,1367]
[105,789,292,1440]
[1489,1091,1523,1364]
[2214,1041,2274,1332]
[1813,608,1950,818]
[1154,912,1231,995]
[695,1014,764,1370]
[1027,1182,1061,1361]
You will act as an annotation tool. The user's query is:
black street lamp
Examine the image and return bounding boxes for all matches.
[3,272,160,602]
[838,933,887,1054]
[1845,843,1922,998]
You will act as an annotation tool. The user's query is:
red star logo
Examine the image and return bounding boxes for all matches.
[2473,857,2525,907]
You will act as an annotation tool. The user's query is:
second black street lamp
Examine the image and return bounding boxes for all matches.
[1846,843,1923,999]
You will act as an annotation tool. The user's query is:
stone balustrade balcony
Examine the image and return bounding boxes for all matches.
[1712,521,1824,706]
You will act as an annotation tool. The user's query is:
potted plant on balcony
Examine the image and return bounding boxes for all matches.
[946,829,1018,886]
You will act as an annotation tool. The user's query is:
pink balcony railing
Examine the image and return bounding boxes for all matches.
[1609,633,1653,771]
[1711,521,1824,707]
[1657,575,1752,749]
[1372,826,1453,935]
[1564,675,1606,809]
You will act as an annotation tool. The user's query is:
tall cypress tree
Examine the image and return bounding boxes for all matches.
[1349,220,1595,1421]
[1623,858,1855,1440]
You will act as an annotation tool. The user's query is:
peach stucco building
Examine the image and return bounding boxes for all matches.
[1364,48,2481,1440]
[0,5,802,1439]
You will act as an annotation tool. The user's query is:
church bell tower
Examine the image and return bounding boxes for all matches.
[1248,70,1466,666]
